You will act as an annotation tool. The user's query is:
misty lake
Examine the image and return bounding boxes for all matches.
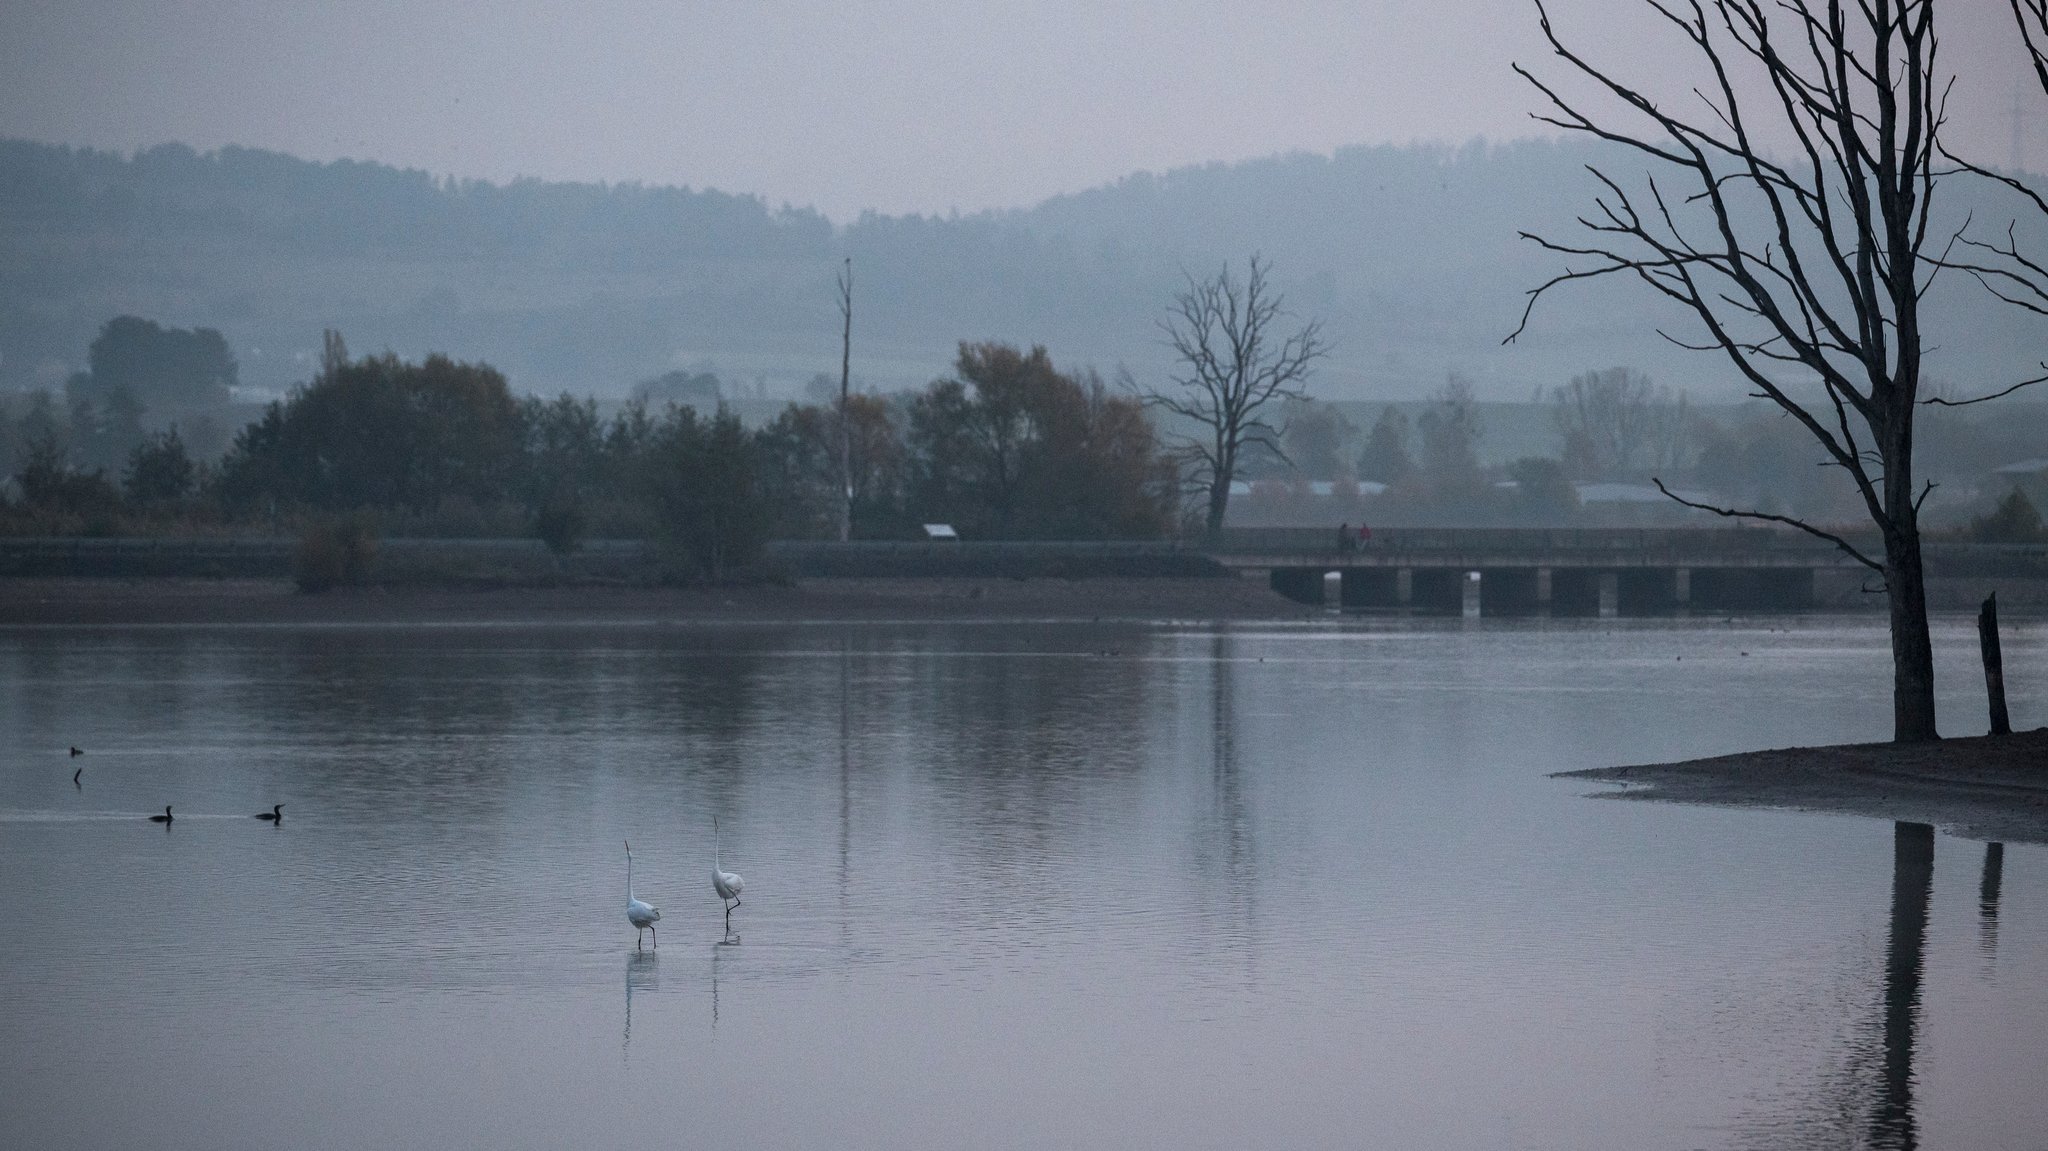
[2,613,2044,1149]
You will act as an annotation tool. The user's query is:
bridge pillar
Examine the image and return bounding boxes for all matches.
[1269,567,1328,606]
[1340,568,1401,609]
[1536,567,1553,610]
[1396,568,1414,605]
[1674,567,1691,606]
[1599,572,1619,618]
[1479,568,1541,616]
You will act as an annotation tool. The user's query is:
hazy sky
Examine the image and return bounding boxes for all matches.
[2,0,2039,220]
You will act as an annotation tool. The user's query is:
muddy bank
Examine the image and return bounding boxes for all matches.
[1560,728,2048,843]
[0,575,1318,627]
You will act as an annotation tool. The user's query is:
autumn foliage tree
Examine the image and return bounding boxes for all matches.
[907,342,1174,539]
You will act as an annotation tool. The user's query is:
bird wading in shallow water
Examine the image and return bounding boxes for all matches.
[713,819,744,921]
[148,806,173,824]
[625,840,661,950]
[256,804,283,822]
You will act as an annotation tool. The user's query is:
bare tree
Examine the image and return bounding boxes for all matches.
[1551,367,1691,479]
[1150,256,1326,540]
[1508,0,2046,742]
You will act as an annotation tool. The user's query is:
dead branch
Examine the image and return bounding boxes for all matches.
[1652,478,1882,571]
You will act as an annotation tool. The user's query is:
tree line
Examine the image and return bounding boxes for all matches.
[0,330,1178,578]
[8,310,2044,557]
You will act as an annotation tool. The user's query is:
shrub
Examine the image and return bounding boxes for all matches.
[293,515,379,592]
[1969,488,2047,544]
[534,495,587,556]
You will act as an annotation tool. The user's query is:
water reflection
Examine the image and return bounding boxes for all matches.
[5,620,2046,1149]
[711,928,739,1032]
[1871,822,1933,1151]
[838,638,852,955]
[1196,632,1258,981]
[1739,823,1938,1149]
[624,951,658,1060]
[1979,841,2005,965]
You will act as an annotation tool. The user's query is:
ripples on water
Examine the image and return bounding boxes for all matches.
[1,616,2043,1149]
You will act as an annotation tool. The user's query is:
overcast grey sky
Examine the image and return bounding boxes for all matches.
[2,0,2038,220]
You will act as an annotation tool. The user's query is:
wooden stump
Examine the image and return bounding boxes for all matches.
[1979,592,2012,737]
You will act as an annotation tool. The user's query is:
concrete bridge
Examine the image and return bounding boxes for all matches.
[5,532,2034,615]
[1212,527,1864,615]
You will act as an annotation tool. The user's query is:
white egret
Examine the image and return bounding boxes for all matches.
[148,805,173,824]
[712,818,744,919]
[625,839,661,949]
[256,804,283,822]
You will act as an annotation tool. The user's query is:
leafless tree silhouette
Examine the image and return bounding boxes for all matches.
[1507,0,2047,741]
[1150,256,1326,540]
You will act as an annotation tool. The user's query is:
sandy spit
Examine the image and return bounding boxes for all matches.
[1560,728,2048,843]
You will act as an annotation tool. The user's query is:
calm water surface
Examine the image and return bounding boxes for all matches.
[1,614,2043,1149]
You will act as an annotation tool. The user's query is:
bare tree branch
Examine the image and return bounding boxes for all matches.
[1920,370,2048,406]
[1653,478,1883,570]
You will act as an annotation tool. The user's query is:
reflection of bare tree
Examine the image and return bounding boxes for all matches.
[915,627,1156,902]
[1194,631,1259,981]
[838,636,853,958]
[1978,842,2005,966]
[1871,822,1934,1151]
[1733,822,1934,1149]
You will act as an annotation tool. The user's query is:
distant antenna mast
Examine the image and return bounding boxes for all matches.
[836,257,853,543]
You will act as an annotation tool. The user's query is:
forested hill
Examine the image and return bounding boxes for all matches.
[2,136,2041,401]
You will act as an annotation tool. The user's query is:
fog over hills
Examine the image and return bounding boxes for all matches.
[2,135,2042,403]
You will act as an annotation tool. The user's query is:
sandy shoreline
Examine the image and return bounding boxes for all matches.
[0,575,1318,627]
[1560,728,2048,843]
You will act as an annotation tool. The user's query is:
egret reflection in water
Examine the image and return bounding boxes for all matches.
[624,951,658,1059]
[711,927,739,1032]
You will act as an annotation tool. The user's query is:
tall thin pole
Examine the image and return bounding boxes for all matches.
[837,257,853,542]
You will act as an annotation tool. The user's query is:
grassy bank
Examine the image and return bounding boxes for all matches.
[0,575,1313,627]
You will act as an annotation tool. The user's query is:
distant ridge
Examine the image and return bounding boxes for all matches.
[1,136,2041,402]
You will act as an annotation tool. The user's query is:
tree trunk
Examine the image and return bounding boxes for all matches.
[1205,476,1230,542]
[1883,523,1940,742]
